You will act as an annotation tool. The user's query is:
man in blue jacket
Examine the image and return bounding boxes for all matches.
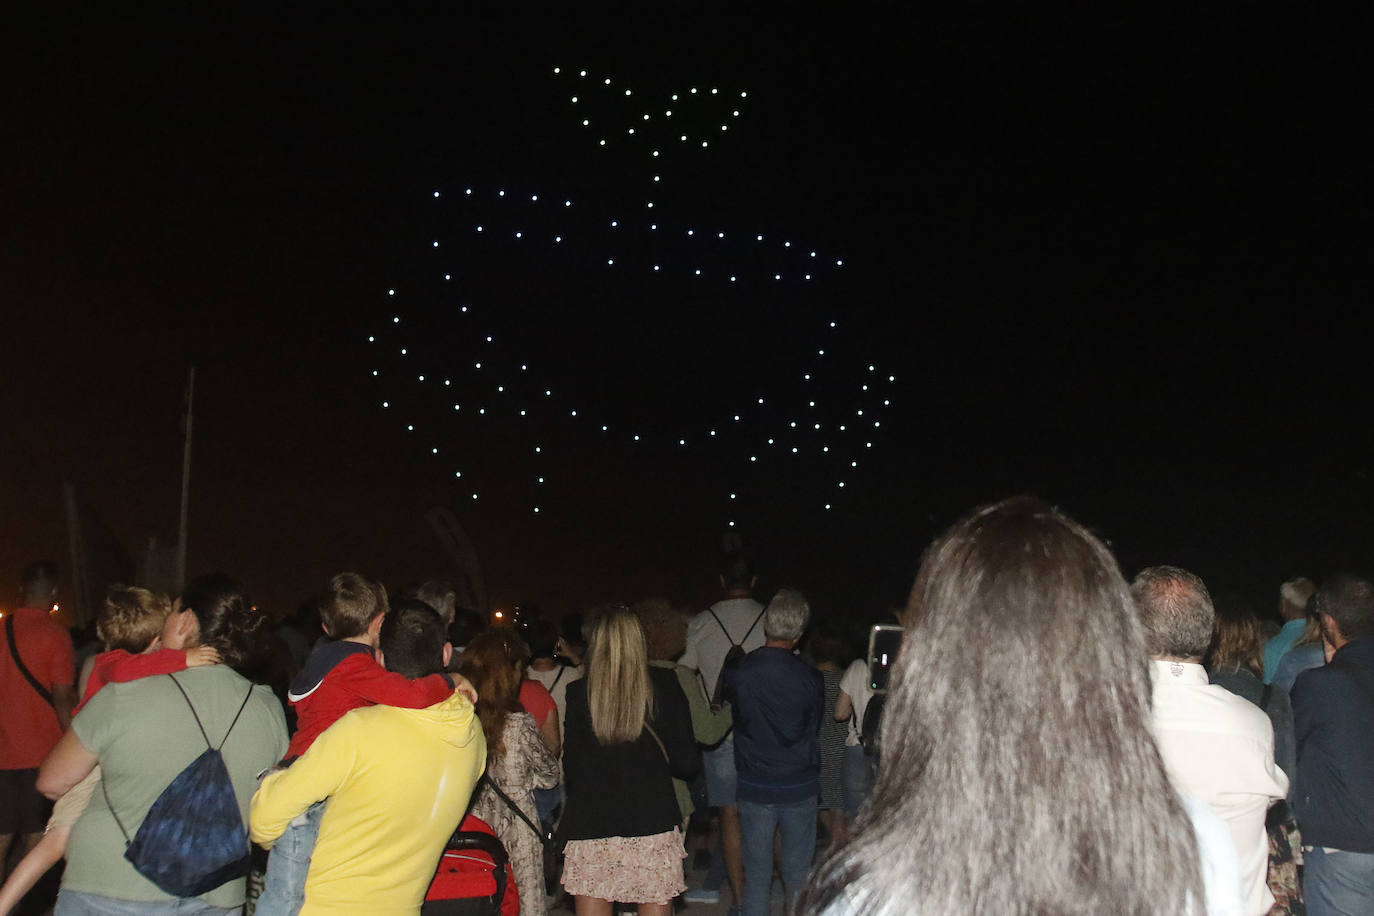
[723,589,822,916]
[1292,573,1374,916]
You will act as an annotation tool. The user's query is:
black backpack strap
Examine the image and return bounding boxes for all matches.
[550,667,566,689]
[5,615,55,709]
[1260,682,1273,711]
[739,607,767,645]
[165,674,213,750]
[103,674,255,846]
[218,683,258,751]
[165,672,255,751]
[102,771,132,844]
[707,608,736,646]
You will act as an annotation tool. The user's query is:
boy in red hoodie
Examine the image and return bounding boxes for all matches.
[255,572,476,916]
[0,586,218,915]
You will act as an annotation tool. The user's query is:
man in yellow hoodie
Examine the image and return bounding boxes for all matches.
[250,600,486,915]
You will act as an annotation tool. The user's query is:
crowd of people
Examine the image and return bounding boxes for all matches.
[0,494,1371,915]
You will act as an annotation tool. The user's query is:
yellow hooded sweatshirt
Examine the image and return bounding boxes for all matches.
[250,689,486,915]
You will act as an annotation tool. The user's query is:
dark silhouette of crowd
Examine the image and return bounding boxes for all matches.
[2,496,1372,915]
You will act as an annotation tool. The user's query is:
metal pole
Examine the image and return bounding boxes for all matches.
[175,367,194,595]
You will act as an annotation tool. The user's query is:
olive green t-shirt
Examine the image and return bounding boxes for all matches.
[64,666,288,908]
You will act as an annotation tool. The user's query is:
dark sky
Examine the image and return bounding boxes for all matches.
[4,10,1371,622]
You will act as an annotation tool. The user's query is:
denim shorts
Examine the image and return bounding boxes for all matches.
[703,736,737,807]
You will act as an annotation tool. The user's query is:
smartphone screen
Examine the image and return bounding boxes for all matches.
[867,624,904,694]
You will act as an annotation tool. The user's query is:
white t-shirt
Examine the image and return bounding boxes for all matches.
[679,597,766,698]
[525,663,582,730]
[1149,660,1288,916]
[838,658,874,747]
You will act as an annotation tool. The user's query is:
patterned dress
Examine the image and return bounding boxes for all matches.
[819,668,847,810]
[470,711,561,916]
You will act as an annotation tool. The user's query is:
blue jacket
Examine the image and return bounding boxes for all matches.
[724,646,824,803]
[1291,638,1374,852]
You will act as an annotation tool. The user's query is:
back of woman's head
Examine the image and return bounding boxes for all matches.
[800,496,1201,915]
[1208,595,1263,676]
[632,597,687,662]
[457,630,524,757]
[585,604,653,745]
[180,573,268,675]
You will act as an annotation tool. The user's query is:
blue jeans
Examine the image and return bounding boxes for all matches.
[1305,846,1374,916]
[738,796,816,916]
[841,745,876,820]
[254,800,325,916]
[56,890,239,915]
[703,736,737,807]
[532,785,562,825]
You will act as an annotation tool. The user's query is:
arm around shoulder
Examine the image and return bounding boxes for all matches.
[250,712,357,846]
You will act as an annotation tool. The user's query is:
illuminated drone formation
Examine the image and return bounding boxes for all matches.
[369,67,896,525]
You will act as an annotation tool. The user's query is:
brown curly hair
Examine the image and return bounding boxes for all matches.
[633,597,687,661]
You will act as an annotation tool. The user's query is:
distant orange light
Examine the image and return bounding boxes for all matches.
[51,604,60,614]
[493,610,504,619]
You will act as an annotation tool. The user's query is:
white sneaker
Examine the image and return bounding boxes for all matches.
[682,887,721,904]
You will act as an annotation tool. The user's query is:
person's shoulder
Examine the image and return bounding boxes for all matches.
[18,607,69,639]
[721,597,764,619]
[685,607,714,632]
[649,664,681,689]
[1294,647,1371,700]
[1201,682,1275,735]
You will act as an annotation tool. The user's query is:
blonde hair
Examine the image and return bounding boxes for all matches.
[585,604,654,745]
[98,586,172,653]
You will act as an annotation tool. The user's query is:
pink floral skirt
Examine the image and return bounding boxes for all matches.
[562,828,686,904]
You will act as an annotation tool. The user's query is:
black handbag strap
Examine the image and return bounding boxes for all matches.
[5,614,55,708]
[441,830,510,907]
[481,773,548,847]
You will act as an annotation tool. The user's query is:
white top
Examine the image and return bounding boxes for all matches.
[838,658,874,747]
[679,597,766,698]
[1149,660,1289,916]
[525,663,582,730]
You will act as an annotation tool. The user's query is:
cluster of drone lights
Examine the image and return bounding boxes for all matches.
[370,67,896,523]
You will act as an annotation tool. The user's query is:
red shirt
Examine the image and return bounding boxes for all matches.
[285,641,454,760]
[518,678,556,728]
[425,814,520,916]
[74,647,190,715]
[0,607,75,769]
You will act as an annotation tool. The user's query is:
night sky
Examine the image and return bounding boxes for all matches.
[5,10,1371,623]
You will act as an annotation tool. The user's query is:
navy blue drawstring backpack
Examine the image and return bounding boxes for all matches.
[102,673,257,897]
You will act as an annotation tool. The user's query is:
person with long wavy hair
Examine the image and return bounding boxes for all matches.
[461,629,560,916]
[798,497,1237,916]
[558,605,699,916]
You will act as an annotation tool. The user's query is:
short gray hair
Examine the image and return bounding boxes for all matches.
[1130,566,1214,659]
[763,588,810,642]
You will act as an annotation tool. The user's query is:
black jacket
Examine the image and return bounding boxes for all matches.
[1292,638,1374,851]
[558,665,700,841]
